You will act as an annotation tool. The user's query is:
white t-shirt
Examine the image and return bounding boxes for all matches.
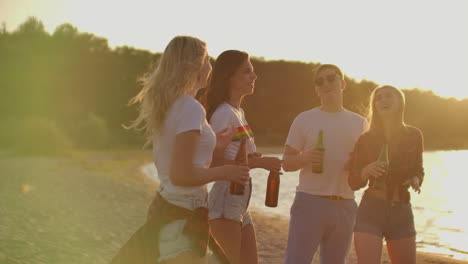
[209,102,256,159]
[285,107,368,199]
[153,94,216,209]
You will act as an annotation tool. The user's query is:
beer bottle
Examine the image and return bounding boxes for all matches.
[373,144,389,190]
[265,170,280,207]
[230,136,248,195]
[312,130,325,174]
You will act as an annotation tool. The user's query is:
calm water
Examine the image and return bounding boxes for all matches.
[142,150,468,260]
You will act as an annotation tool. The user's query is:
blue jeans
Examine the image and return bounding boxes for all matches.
[284,192,357,264]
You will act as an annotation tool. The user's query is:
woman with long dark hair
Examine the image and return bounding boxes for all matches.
[204,50,282,264]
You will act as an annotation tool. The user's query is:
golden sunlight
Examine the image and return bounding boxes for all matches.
[3,0,467,99]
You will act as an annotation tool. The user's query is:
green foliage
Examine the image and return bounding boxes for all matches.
[1,17,468,151]
[0,117,73,155]
[14,16,47,36]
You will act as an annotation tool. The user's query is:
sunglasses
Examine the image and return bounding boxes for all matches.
[314,74,341,87]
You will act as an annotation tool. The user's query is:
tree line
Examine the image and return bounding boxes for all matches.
[1,17,467,154]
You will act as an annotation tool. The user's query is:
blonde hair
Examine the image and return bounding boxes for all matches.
[127,36,207,147]
[368,85,406,134]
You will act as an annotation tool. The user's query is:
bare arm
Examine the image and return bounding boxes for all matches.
[402,128,425,193]
[414,129,425,186]
[170,130,249,186]
[212,152,282,173]
[249,155,282,172]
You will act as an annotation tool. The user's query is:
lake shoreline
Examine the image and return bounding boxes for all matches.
[1,150,466,263]
[255,145,468,154]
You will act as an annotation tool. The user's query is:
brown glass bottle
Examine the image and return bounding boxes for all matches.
[265,170,280,207]
[230,136,248,195]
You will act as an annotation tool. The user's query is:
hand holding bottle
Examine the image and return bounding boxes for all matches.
[250,156,282,172]
[368,144,389,190]
[221,165,250,185]
[303,150,323,164]
[302,150,324,170]
[361,161,387,180]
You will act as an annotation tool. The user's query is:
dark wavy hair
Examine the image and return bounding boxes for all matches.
[204,50,249,121]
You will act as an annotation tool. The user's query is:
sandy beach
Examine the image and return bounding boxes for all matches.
[253,211,468,264]
[0,150,465,264]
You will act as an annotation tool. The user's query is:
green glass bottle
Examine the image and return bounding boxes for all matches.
[312,130,324,174]
[373,144,389,190]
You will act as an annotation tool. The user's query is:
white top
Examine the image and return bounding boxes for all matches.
[153,94,216,209]
[285,107,368,199]
[209,102,256,159]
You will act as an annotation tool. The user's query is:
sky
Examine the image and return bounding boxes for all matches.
[1,0,467,99]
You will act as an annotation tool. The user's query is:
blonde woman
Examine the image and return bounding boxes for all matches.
[111,36,249,264]
[348,85,424,264]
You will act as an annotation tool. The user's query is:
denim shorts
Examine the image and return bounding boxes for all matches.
[158,219,222,263]
[354,192,416,240]
[208,180,253,227]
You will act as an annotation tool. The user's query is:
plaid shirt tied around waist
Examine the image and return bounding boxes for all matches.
[111,193,229,264]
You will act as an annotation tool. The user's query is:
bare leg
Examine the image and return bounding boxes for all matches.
[210,218,242,264]
[354,232,383,264]
[240,223,258,264]
[386,236,416,264]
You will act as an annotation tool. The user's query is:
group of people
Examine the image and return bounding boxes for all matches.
[111,35,424,264]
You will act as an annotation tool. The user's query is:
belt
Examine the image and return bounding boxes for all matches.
[319,195,351,200]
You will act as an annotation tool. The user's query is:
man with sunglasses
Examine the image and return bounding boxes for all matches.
[282,64,368,264]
